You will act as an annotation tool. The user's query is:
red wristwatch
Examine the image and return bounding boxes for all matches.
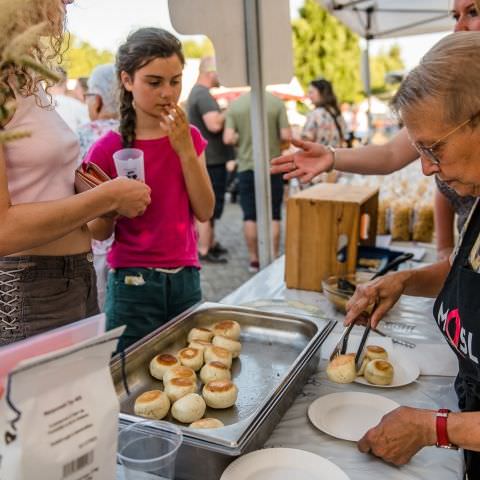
[436,409,458,450]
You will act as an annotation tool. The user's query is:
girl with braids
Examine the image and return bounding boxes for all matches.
[86,27,214,350]
[0,0,151,346]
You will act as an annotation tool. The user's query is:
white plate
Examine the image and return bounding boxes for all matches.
[220,448,350,480]
[308,392,400,441]
[354,351,420,388]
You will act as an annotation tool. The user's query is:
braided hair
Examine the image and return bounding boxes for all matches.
[116,28,185,148]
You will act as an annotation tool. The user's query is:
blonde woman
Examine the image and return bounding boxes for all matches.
[0,0,151,345]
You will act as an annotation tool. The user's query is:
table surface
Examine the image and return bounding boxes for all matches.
[220,254,464,480]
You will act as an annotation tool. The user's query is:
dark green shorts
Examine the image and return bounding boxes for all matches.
[105,266,201,351]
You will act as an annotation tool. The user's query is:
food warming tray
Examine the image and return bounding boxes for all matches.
[112,304,334,479]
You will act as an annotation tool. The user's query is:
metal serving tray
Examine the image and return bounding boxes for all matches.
[112,304,334,479]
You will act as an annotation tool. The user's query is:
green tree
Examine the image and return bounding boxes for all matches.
[292,0,363,103]
[60,35,114,78]
[370,44,405,95]
[182,37,214,59]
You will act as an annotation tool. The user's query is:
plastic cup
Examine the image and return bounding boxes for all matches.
[118,421,182,479]
[113,148,145,181]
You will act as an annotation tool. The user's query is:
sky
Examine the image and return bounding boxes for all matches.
[66,0,448,72]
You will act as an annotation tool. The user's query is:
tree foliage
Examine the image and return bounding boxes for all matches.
[292,0,363,103]
[60,34,114,78]
[182,37,214,59]
[292,0,405,103]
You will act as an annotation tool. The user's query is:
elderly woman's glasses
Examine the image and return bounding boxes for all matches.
[411,112,480,165]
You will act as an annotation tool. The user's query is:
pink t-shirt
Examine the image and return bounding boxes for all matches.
[84,127,207,269]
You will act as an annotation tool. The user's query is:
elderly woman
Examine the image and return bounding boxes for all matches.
[344,32,480,476]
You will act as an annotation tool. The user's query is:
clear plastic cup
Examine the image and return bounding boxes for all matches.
[118,421,182,479]
[113,148,145,181]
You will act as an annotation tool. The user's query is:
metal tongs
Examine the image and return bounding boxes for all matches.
[329,252,414,368]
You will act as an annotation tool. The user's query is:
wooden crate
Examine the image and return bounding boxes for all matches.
[285,184,379,292]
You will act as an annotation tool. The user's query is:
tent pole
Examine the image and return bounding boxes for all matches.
[244,0,274,269]
[365,38,373,142]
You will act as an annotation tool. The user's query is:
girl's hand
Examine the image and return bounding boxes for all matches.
[270,138,334,183]
[160,105,196,158]
[344,271,409,329]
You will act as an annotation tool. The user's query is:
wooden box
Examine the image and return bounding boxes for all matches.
[285,184,379,292]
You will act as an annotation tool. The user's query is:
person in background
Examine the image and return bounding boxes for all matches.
[224,91,291,272]
[0,0,151,346]
[187,56,233,264]
[77,64,120,310]
[271,0,478,262]
[50,67,89,132]
[344,32,480,477]
[86,28,214,350]
[302,78,346,148]
[73,77,89,103]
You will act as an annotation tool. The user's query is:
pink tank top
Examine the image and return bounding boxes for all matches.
[3,87,80,204]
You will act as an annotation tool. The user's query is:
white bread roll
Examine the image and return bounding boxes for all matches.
[326,354,357,384]
[189,418,224,429]
[200,361,232,384]
[202,380,238,409]
[134,390,170,420]
[171,393,206,423]
[178,347,203,371]
[357,357,369,376]
[188,340,212,353]
[212,335,242,358]
[204,345,232,369]
[212,320,241,340]
[187,327,213,343]
[163,366,197,386]
[365,345,388,361]
[149,353,180,380]
[164,377,197,402]
[364,359,394,385]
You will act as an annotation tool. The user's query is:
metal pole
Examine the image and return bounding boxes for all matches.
[365,38,373,142]
[243,0,274,268]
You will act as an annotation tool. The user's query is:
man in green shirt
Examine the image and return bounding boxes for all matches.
[224,91,291,272]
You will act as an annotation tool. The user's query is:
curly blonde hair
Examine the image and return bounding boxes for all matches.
[0,0,67,111]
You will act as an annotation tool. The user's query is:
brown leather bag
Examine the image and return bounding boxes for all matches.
[74,163,111,193]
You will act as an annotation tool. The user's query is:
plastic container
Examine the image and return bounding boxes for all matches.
[322,272,373,313]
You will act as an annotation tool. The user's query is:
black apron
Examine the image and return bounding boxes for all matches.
[433,199,480,478]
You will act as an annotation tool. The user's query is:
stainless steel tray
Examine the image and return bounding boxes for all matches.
[112,304,334,479]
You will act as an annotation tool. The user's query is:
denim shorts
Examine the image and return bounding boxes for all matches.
[0,253,99,346]
[105,266,201,351]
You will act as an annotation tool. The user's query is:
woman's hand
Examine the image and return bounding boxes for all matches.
[270,138,334,183]
[100,177,151,218]
[358,406,436,466]
[345,271,410,328]
[160,105,196,158]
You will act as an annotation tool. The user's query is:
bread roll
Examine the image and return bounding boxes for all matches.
[364,359,394,385]
[178,347,203,371]
[200,361,232,384]
[188,340,212,353]
[134,390,170,420]
[187,327,213,343]
[212,320,241,340]
[171,393,206,423]
[164,377,197,402]
[326,354,356,384]
[189,418,224,429]
[163,365,196,386]
[212,335,242,358]
[202,380,238,409]
[149,353,180,380]
[357,357,369,376]
[204,345,232,369]
[365,345,388,361]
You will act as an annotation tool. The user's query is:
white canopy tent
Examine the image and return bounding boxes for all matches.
[318,0,454,136]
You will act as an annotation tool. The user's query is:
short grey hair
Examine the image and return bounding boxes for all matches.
[87,64,119,115]
[391,32,480,126]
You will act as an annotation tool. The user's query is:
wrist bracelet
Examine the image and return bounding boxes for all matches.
[326,145,336,172]
[435,409,458,450]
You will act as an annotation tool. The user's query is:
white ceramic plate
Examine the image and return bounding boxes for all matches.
[308,392,400,442]
[220,448,350,480]
[354,351,420,388]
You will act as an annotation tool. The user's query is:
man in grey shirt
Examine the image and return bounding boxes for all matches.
[187,57,234,263]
